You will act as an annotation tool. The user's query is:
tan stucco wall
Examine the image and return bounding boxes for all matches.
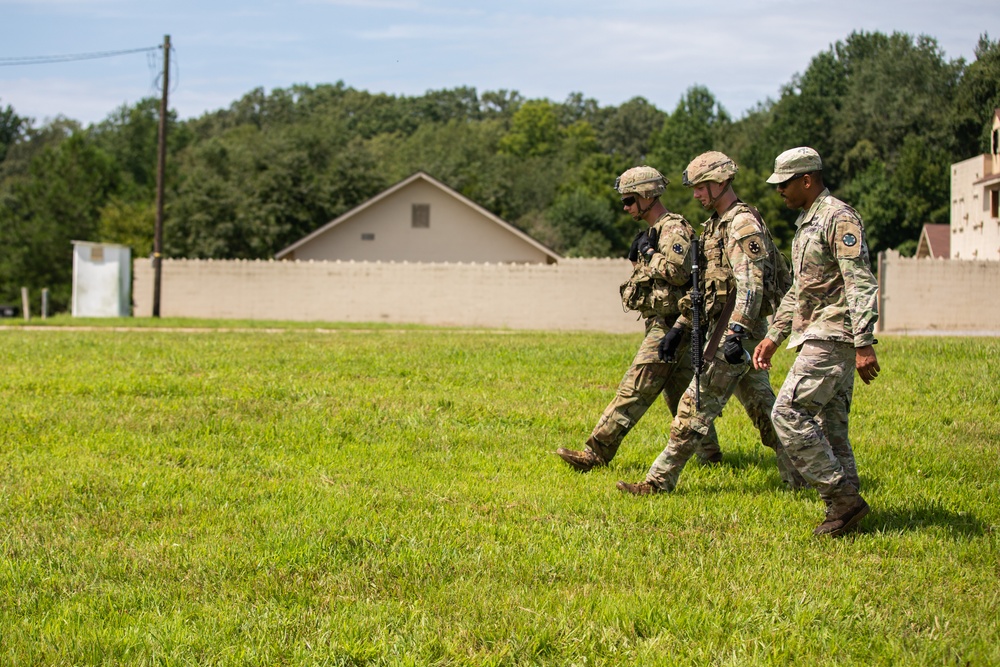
[134,258,642,333]
[879,251,1000,333]
[287,179,553,264]
[132,254,1000,334]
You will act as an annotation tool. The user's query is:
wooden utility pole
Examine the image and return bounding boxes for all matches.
[152,34,170,317]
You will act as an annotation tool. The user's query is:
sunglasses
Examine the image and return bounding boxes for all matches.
[621,196,636,206]
[778,172,807,187]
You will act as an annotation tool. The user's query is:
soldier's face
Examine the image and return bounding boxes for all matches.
[623,194,649,220]
[777,173,807,209]
[692,183,714,208]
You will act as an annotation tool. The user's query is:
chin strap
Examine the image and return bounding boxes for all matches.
[636,197,657,219]
[705,180,733,210]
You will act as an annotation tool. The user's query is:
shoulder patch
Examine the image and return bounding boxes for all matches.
[661,232,689,266]
[834,218,864,259]
[738,233,768,261]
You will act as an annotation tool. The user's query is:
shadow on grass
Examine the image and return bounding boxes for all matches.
[578,447,797,493]
[861,502,988,537]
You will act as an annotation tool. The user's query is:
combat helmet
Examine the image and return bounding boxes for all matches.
[615,166,668,199]
[682,151,738,187]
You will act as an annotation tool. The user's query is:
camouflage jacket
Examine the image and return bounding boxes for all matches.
[677,201,782,340]
[766,189,879,349]
[620,211,696,320]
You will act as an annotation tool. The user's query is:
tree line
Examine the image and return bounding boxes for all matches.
[1,31,998,313]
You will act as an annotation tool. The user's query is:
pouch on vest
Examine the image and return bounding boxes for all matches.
[620,264,654,313]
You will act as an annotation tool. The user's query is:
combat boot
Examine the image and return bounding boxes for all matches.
[813,495,870,537]
[616,480,659,496]
[555,447,606,472]
[701,452,723,466]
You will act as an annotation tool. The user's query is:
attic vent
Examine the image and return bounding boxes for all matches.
[412,204,430,228]
[361,233,375,241]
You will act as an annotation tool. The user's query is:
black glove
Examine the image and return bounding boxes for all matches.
[658,326,685,362]
[723,332,746,365]
[628,230,645,262]
[636,231,655,263]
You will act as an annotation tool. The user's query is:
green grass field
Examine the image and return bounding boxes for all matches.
[1,319,997,666]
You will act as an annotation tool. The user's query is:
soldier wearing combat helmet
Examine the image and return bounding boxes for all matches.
[754,146,880,537]
[617,152,804,496]
[556,166,721,473]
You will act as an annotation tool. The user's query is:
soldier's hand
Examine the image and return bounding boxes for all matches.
[658,326,684,362]
[753,339,777,370]
[628,230,645,263]
[723,332,746,364]
[637,232,655,263]
[856,345,880,384]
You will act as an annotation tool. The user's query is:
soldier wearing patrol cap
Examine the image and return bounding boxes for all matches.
[616,152,804,496]
[754,146,880,537]
[556,166,722,473]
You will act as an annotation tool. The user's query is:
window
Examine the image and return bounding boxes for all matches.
[994,129,999,155]
[361,233,375,241]
[412,204,430,228]
[992,189,999,219]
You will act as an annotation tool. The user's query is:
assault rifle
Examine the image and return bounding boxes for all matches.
[690,236,703,410]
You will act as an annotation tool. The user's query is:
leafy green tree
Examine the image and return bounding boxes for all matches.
[498,100,564,158]
[0,132,117,310]
[539,188,617,257]
[598,96,666,163]
[952,34,1000,157]
[649,86,731,175]
[1,102,30,165]
[98,197,155,258]
[167,122,383,259]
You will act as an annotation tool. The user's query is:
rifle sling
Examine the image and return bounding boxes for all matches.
[702,288,737,363]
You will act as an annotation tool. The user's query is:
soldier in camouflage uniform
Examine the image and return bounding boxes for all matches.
[556,166,721,472]
[617,152,805,495]
[754,147,880,537]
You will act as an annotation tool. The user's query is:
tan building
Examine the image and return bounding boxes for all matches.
[949,108,1000,260]
[275,171,560,264]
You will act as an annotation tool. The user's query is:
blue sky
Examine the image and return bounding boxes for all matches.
[1,0,997,127]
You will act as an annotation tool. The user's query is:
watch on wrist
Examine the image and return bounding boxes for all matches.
[729,323,746,336]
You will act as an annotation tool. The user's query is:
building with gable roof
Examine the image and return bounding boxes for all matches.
[275,171,560,264]
[915,223,950,259]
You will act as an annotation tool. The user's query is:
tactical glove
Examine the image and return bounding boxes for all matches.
[628,230,645,262]
[723,332,746,365]
[658,326,685,362]
[636,233,655,263]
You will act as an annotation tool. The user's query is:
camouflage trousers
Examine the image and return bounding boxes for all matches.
[771,339,860,501]
[588,316,720,464]
[646,337,805,492]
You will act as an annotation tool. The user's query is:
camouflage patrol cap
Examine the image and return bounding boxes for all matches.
[682,151,738,187]
[615,166,668,199]
[766,147,823,184]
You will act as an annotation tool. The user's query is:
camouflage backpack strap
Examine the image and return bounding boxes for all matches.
[739,202,792,314]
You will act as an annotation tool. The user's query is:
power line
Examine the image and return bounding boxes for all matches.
[0,46,159,67]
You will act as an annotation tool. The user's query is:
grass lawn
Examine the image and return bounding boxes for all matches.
[1,319,997,665]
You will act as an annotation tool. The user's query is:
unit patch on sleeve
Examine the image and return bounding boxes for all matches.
[738,234,767,260]
[834,217,864,259]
